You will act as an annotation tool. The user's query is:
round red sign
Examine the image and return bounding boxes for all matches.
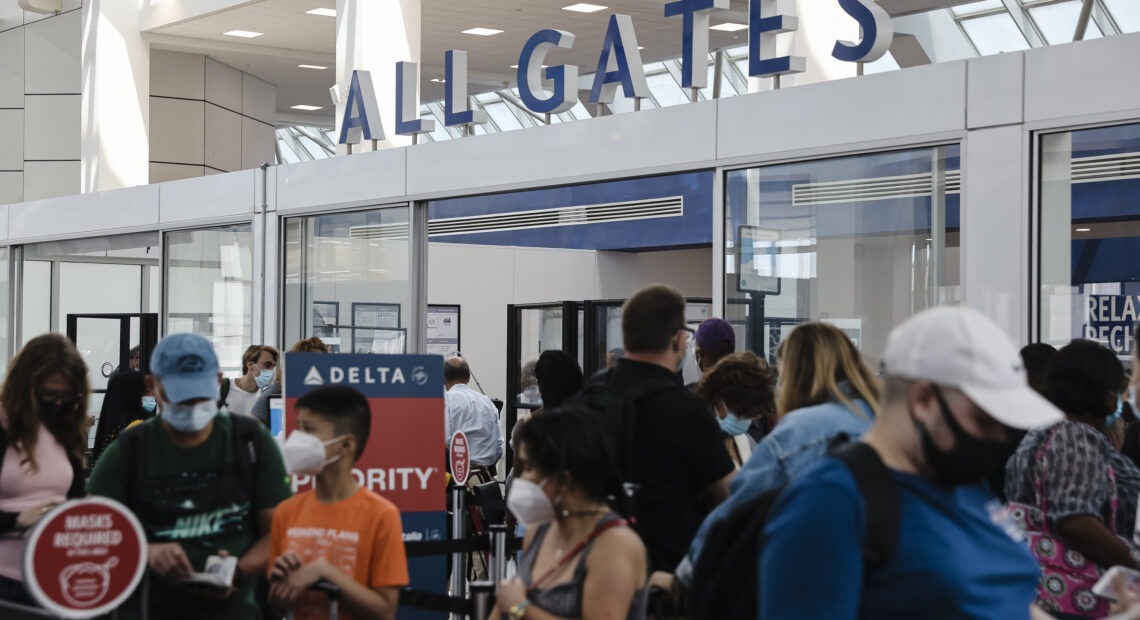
[450,431,470,486]
[22,497,147,619]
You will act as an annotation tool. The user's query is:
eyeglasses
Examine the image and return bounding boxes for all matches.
[36,388,80,405]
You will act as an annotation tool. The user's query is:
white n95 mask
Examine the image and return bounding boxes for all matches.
[507,478,555,526]
[282,430,345,475]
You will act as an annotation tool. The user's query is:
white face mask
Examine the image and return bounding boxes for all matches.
[282,430,345,475]
[507,478,555,526]
[161,400,218,433]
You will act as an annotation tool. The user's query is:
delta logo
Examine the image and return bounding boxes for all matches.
[304,365,430,386]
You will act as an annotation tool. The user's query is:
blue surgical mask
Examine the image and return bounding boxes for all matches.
[718,411,752,437]
[1106,395,1123,429]
[161,399,218,432]
[141,396,157,413]
[255,368,275,389]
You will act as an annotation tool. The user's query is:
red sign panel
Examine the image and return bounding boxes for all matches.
[450,431,470,487]
[23,497,147,619]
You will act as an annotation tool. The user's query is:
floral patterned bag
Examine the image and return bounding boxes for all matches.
[1008,426,1117,617]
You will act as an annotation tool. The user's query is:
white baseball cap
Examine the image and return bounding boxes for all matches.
[882,306,1063,430]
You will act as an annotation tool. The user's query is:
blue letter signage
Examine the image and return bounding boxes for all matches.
[444,50,488,127]
[664,0,729,89]
[832,0,893,62]
[749,0,806,78]
[517,29,579,115]
[395,61,434,136]
[589,14,649,104]
[338,70,384,145]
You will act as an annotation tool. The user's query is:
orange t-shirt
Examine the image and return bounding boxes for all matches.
[269,487,410,620]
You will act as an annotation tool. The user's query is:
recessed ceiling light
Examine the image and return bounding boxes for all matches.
[462,27,503,36]
[509,64,548,69]
[709,23,748,32]
[291,104,323,111]
[638,46,645,50]
[562,3,607,12]
[430,78,446,83]
[223,29,263,38]
[306,8,336,17]
[1075,227,1091,232]
[298,64,328,70]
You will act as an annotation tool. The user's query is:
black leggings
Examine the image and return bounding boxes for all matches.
[0,574,34,606]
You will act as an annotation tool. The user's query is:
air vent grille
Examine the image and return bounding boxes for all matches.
[792,171,962,207]
[1071,152,1140,184]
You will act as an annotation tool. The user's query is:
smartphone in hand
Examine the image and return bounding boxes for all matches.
[1092,565,1140,601]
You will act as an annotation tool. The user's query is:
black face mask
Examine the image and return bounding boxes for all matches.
[38,398,66,426]
[913,386,1008,486]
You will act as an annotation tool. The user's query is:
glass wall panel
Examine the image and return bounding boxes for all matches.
[283,206,411,354]
[724,146,961,365]
[0,247,9,373]
[165,225,254,376]
[1038,123,1140,369]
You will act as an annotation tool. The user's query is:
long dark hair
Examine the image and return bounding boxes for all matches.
[1,334,90,470]
[514,404,625,512]
[93,370,149,462]
[534,350,585,409]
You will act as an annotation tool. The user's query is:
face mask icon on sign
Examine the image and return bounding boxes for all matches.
[59,557,119,607]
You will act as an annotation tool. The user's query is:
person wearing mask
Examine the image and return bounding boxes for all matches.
[988,343,1059,502]
[88,333,292,620]
[224,345,279,417]
[445,356,504,469]
[1121,325,1140,469]
[693,318,736,375]
[605,348,625,369]
[519,360,542,407]
[92,369,154,466]
[250,337,330,426]
[762,306,1061,619]
[0,334,90,605]
[1006,339,1140,616]
[675,321,880,586]
[695,352,777,468]
[269,386,408,620]
[579,284,735,573]
[493,405,648,620]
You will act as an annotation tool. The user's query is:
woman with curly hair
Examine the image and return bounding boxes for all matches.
[696,351,777,468]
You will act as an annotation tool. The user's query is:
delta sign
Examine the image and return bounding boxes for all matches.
[338,0,892,144]
[285,352,447,619]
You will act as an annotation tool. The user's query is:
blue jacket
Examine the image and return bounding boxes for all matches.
[675,398,875,585]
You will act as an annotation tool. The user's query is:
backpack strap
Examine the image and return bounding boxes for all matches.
[218,378,231,409]
[607,372,678,483]
[229,413,262,533]
[830,441,901,570]
[123,421,152,511]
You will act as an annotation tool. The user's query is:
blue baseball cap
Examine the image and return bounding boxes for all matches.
[150,333,220,404]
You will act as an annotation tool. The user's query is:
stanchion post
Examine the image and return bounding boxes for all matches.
[449,483,468,619]
[488,523,507,586]
[470,581,495,620]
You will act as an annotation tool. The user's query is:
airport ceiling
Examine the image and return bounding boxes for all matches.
[146,0,964,125]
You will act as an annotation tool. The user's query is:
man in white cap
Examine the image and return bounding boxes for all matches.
[759,306,1063,619]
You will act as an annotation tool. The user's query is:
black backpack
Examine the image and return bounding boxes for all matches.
[689,439,900,620]
[570,369,677,564]
[120,412,263,512]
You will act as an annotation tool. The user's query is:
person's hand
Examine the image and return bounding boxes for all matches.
[147,543,193,580]
[269,551,302,583]
[270,559,328,606]
[1109,572,1140,619]
[648,571,675,592]
[17,501,62,530]
[496,577,527,611]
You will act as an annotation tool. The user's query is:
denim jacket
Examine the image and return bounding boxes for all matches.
[675,398,876,585]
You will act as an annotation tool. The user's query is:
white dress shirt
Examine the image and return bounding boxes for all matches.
[445,383,504,467]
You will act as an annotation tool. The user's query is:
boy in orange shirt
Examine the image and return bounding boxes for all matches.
[268,385,408,620]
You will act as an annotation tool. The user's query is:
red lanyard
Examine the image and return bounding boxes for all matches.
[527,518,628,593]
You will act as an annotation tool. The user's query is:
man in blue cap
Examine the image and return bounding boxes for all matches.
[89,333,292,619]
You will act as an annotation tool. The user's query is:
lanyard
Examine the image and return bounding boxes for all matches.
[527,518,628,593]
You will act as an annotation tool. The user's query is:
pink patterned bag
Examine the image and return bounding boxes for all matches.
[1008,426,1117,618]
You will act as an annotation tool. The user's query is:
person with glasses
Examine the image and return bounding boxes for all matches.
[575,284,735,573]
[0,334,91,605]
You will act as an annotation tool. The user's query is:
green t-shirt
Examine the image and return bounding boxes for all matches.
[88,413,292,620]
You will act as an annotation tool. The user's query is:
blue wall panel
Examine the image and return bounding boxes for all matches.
[426,171,713,251]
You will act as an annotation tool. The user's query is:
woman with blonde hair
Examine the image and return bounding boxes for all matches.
[0,334,90,604]
[674,321,881,586]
